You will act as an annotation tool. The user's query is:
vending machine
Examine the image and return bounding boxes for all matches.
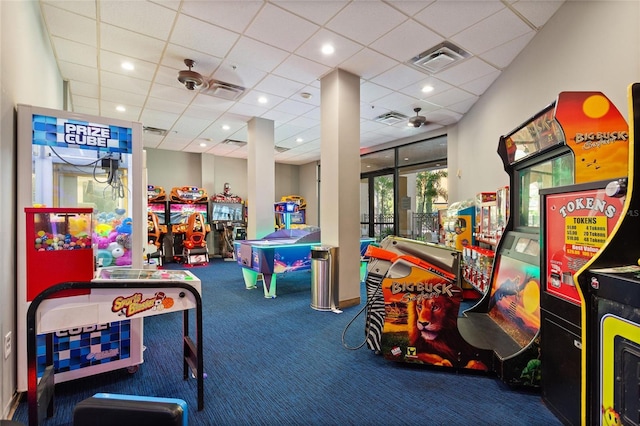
[16,104,144,392]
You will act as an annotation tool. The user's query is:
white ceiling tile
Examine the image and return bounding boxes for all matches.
[69,81,99,98]
[100,71,151,96]
[448,98,479,114]
[434,57,498,86]
[226,37,289,73]
[452,8,532,55]
[180,0,262,33]
[182,105,224,122]
[373,91,419,113]
[58,61,99,85]
[287,116,319,130]
[295,28,364,68]
[100,25,166,63]
[72,95,100,110]
[272,55,331,85]
[51,37,97,67]
[360,82,394,103]
[326,2,407,45]
[385,0,433,16]
[140,109,181,130]
[338,48,397,80]
[460,70,501,96]
[148,81,198,104]
[511,0,564,28]
[238,90,286,110]
[245,3,320,52]
[170,14,239,59]
[42,0,96,19]
[150,0,182,11]
[272,1,348,25]
[227,102,269,118]
[254,74,306,98]
[99,101,141,121]
[480,31,535,69]
[427,87,476,107]
[99,1,176,40]
[99,51,158,82]
[100,87,147,107]
[263,110,297,125]
[370,20,443,62]
[171,116,212,137]
[273,99,317,116]
[190,93,236,112]
[42,3,96,46]
[212,61,267,90]
[415,1,504,38]
[142,133,164,148]
[369,64,427,91]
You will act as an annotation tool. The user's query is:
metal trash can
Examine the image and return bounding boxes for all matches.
[310,246,339,311]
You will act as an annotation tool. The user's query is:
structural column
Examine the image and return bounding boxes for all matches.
[247,117,275,239]
[320,68,361,308]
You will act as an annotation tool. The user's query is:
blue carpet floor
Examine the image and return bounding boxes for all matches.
[13,259,562,425]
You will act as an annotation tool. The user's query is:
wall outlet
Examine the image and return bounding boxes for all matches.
[4,332,11,360]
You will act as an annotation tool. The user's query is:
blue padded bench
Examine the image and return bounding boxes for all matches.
[73,393,188,426]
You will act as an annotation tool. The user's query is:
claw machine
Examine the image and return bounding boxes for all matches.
[16,104,144,392]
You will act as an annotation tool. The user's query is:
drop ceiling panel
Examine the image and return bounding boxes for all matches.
[245,3,320,52]
[180,0,262,33]
[325,2,407,46]
[370,19,443,62]
[272,0,348,25]
[226,37,289,73]
[99,1,176,40]
[452,8,533,55]
[41,4,96,45]
[338,48,397,80]
[100,25,166,63]
[170,14,239,58]
[39,0,565,165]
[415,1,505,38]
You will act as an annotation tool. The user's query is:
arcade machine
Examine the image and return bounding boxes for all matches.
[210,183,246,260]
[277,195,306,228]
[364,91,629,389]
[458,90,629,389]
[440,198,475,250]
[573,83,640,426]
[274,200,301,230]
[16,104,144,392]
[169,186,211,265]
[147,185,168,266]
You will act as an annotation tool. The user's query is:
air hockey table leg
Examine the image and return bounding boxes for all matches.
[262,274,277,298]
[241,268,258,289]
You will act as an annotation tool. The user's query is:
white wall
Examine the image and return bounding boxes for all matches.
[0,0,64,417]
[449,0,640,202]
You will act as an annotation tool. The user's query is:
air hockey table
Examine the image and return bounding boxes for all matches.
[234,227,374,298]
[26,268,204,426]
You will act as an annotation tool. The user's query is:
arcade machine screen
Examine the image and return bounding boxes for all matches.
[169,203,208,224]
[211,202,244,222]
[148,202,167,225]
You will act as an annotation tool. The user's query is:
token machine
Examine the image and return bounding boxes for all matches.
[574,83,640,426]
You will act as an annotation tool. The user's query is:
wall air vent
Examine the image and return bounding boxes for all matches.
[203,80,246,101]
[221,139,247,146]
[409,41,471,74]
[143,126,168,136]
[374,111,408,125]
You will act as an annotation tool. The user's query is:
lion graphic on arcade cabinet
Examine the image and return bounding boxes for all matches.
[407,294,487,370]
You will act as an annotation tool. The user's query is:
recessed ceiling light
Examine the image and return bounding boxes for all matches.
[296,138,304,143]
[121,62,134,71]
[421,85,434,93]
[222,124,230,130]
[199,142,207,147]
[321,44,335,55]
[300,92,312,99]
[258,96,268,104]
[116,105,126,112]
[404,157,409,161]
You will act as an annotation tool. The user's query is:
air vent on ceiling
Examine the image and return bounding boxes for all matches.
[203,80,246,101]
[143,126,168,136]
[374,111,408,125]
[221,139,247,147]
[409,41,471,74]
[275,146,289,153]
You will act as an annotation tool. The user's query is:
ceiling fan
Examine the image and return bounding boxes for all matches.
[408,107,427,128]
[177,59,208,91]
